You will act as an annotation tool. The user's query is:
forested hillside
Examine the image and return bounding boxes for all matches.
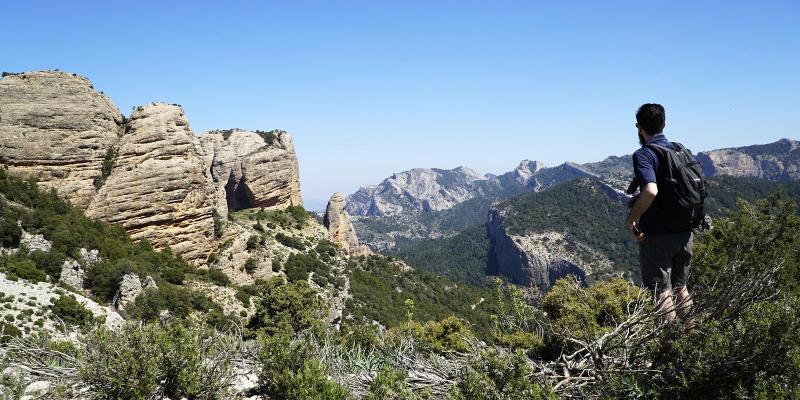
[390,176,800,287]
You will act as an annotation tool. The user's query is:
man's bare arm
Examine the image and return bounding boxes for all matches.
[626,182,658,239]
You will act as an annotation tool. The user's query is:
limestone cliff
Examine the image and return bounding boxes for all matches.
[0,71,304,266]
[487,209,604,288]
[86,103,216,263]
[697,139,800,182]
[0,71,124,208]
[200,129,302,219]
[323,192,370,256]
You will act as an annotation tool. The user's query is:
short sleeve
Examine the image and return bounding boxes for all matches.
[632,149,657,186]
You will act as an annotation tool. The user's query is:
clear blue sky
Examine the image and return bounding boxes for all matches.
[3,1,798,210]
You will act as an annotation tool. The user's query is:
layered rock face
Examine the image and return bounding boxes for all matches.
[697,139,800,181]
[86,103,217,263]
[324,192,369,256]
[1,71,305,266]
[200,129,302,219]
[0,71,124,208]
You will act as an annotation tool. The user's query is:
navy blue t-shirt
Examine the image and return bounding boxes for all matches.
[632,134,675,236]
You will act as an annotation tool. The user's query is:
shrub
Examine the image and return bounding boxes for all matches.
[0,321,21,343]
[257,334,351,399]
[207,268,231,286]
[28,249,66,279]
[212,210,224,238]
[2,258,47,282]
[366,367,425,400]
[541,277,643,356]
[421,316,475,353]
[126,285,216,322]
[448,349,556,400]
[247,276,324,337]
[283,253,333,286]
[51,294,95,329]
[79,322,239,400]
[244,257,258,274]
[276,232,306,250]
[0,217,21,248]
[246,235,260,250]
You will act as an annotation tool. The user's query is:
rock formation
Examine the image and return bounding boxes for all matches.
[487,209,613,288]
[200,129,302,219]
[697,139,800,182]
[0,71,124,208]
[0,71,305,267]
[115,273,143,311]
[86,103,216,263]
[324,192,370,256]
[59,260,85,291]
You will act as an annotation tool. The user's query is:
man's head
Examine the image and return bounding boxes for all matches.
[636,103,666,145]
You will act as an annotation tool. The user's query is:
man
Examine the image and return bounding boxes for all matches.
[625,103,694,327]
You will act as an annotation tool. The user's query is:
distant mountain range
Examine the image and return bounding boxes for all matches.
[347,138,800,289]
[346,138,799,219]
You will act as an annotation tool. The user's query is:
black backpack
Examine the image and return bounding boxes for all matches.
[629,142,708,232]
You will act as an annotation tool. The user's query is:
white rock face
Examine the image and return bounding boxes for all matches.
[200,129,302,219]
[87,103,216,264]
[0,71,124,208]
[0,271,124,337]
[345,166,490,216]
[697,139,800,181]
[59,260,85,290]
[20,229,52,253]
[323,192,370,256]
[115,273,143,310]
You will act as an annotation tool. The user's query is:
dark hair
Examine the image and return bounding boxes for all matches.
[636,103,666,135]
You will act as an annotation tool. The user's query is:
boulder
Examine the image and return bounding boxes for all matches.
[115,273,143,310]
[0,71,124,208]
[59,260,85,291]
[87,103,216,264]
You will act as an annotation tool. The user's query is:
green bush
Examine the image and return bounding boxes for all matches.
[276,232,306,250]
[367,368,426,400]
[1,257,47,282]
[126,285,216,322]
[247,276,324,337]
[206,268,231,286]
[540,277,643,356]
[421,316,475,353]
[283,253,332,285]
[0,217,21,248]
[79,322,238,400]
[647,298,800,399]
[246,235,260,250]
[257,334,351,399]
[0,321,21,343]
[448,349,555,400]
[244,257,257,274]
[51,294,95,329]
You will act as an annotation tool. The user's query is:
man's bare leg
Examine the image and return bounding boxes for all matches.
[675,286,695,330]
[655,289,676,322]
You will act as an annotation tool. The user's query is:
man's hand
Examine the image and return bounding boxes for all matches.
[626,219,644,241]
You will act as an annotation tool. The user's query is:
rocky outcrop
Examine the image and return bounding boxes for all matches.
[200,129,302,219]
[86,103,216,263]
[0,71,124,208]
[696,139,800,182]
[324,192,370,256]
[345,166,492,216]
[1,71,305,267]
[487,209,614,288]
[59,260,85,290]
[114,273,143,310]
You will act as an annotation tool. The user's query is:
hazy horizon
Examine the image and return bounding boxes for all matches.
[3,1,798,210]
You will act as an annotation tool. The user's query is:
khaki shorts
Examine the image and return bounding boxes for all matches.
[639,231,693,292]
